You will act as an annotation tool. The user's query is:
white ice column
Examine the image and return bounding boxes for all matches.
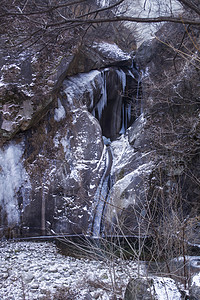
[0,143,30,225]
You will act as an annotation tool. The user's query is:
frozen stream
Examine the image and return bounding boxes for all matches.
[0,241,197,299]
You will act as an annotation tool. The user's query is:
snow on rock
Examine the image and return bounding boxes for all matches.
[192,273,200,287]
[0,77,6,87]
[111,134,135,172]
[174,255,200,270]
[105,125,154,234]
[127,113,146,145]
[110,160,154,216]
[63,70,101,108]
[92,42,131,61]
[124,275,182,300]
[1,119,14,132]
[153,277,182,300]
[96,0,110,7]
[113,162,153,199]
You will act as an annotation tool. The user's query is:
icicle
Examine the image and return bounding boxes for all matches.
[125,106,128,131]
[91,108,95,117]
[127,103,132,122]
[54,98,66,122]
[116,69,126,93]
[128,69,135,79]
[95,71,107,120]
[119,103,125,134]
[88,87,94,110]
[139,71,145,114]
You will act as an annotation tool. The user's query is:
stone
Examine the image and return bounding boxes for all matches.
[124,277,155,300]
[31,282,39,289]
[23,272,35,283]
[66,42,132,77]
[190,284,200,300]
[49,266,58,273]
[83,293,93,300]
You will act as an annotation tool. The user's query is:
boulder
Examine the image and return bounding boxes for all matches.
[124,277,155,300]
[190,284,200,300]
[124,276,182,300]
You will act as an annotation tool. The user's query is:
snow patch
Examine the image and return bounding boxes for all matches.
[192,272,200,287]
[64,70,101,108]
[54,98,66,122]
[1,63,20,71]
[70,167,80,181]
[111,134,134,171]
[153,277,182,300]
[0,77,6,87]
[93,42,131,61]
[1,119,14,132]
[61,134,71,159]
[90,184,96,189]
[113,161,153,201]
[96,0,110,7]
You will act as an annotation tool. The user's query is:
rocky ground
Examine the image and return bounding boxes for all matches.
[0,240,196,300]
[0,240,141,300]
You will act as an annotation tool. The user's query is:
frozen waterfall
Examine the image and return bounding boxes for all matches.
[88,145,113,237]
[87,63,142,237]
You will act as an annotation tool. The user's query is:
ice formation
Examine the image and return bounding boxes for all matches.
[0,143,30,225]
[54,98,66,121]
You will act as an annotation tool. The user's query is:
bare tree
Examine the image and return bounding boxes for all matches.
[0,0,200,53]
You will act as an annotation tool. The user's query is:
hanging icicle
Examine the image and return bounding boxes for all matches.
[92,70,108,120]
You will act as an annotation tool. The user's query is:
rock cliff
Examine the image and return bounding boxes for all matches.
[0,1,200,247]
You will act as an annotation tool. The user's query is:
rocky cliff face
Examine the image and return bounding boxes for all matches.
[0,32,142,237]
[0,2,200,244]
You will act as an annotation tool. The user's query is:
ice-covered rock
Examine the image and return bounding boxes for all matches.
[124,276,182,300]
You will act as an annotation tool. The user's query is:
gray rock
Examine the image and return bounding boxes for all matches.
[189,284,200,300]
[66,42,132,77]
[124,277,155,300]
[48,266,58,273]
[83,293,93,300]
[23,272,35,283]
[31,282,39,289]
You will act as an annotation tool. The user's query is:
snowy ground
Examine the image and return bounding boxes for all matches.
[0,241,141,300]
[0,241,197,300]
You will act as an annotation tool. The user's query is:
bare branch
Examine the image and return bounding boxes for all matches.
[0,0,87,17]
[45,15,200,28]
[0,0,125,18]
